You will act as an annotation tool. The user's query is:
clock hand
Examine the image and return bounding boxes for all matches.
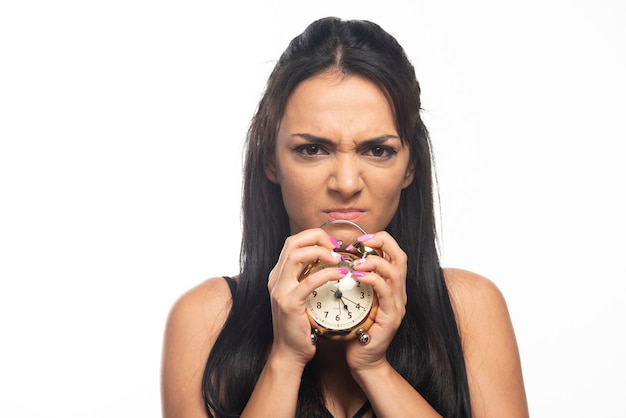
[339,295,367,311]
[330,288,350,311]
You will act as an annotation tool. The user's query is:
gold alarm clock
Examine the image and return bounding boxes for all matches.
[299,220,381,344]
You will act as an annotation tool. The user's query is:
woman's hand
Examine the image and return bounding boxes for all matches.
[344,231,408,372]
[266,228,348,367]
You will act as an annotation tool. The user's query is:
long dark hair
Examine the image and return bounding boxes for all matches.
[203,17,472,417]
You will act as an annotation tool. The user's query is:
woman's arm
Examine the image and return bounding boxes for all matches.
[162,229,347,418]
[241,230,353,417]
[352,360,444,417]
[346,232,444,417]
[349,264,528,417]
[239,349,306,417]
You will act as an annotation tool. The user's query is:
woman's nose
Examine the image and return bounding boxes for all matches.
[327,155,364,197]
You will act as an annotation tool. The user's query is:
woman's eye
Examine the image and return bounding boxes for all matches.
[295,144,327,156]
[364,146,396,158]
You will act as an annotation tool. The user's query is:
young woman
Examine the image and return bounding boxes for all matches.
[161,17,528,418]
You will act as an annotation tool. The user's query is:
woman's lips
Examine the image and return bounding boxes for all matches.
[325,210,364,221]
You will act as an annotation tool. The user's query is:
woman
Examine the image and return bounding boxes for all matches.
[161,17,528,418]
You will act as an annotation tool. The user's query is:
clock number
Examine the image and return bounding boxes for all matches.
[360,292,365,299]
[317,302,322,309]
[335,314,341,322]
[312,290,317,297]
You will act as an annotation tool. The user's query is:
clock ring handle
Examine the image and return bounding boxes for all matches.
[319,219,368,236]
[319,220,380,258]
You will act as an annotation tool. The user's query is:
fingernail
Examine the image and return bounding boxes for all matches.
[338,267,350,275]
[345,244,355,251]
[329,236,341,248]
[351,258,364,267]
[352,271,366,278]
[357,234,374,242]
[330,251,345,262]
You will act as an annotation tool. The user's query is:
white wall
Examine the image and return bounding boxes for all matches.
[1,1,624,416]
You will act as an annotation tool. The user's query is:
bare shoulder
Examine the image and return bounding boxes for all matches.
[161,276,235,417]
[443,268,506,322]
[443,268,529,417]
[443,267,511,347]
[166,276,234,332]
[444,267,501,294]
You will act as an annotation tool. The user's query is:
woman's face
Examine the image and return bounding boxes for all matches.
[266,71,414,238]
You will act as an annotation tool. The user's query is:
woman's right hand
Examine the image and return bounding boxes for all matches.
[266,228,347,367]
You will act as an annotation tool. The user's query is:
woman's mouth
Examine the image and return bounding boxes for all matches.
[325,209,364,221]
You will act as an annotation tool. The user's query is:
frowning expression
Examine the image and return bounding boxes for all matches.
[266,71,414,236]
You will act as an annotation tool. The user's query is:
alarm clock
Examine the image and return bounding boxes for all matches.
[299,220,381,343]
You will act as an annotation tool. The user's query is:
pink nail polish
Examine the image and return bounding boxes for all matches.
[352,271,366,278]
[329,236,340,248]
[345,244,355,251]
[338,267,350,275]
[357,233,374,242]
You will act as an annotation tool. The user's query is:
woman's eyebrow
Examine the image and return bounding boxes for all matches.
[360,135,402,146]
[290,133,335,145]
[290,133,400,145]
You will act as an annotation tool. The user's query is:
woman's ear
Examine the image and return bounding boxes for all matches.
[401,162,415,189]
[264,159,280,184]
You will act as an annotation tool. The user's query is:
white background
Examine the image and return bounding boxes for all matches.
[1,1,624,416]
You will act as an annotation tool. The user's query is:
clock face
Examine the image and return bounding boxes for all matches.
[305,270,375,333]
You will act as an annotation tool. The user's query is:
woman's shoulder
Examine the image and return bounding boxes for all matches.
[161,276,236,415]
[442,267,511,335]
[443,268,505,308]
[442,268,529,416]
[165,276,235,336]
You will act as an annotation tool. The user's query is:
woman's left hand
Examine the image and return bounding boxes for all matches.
[344,231,408,372]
